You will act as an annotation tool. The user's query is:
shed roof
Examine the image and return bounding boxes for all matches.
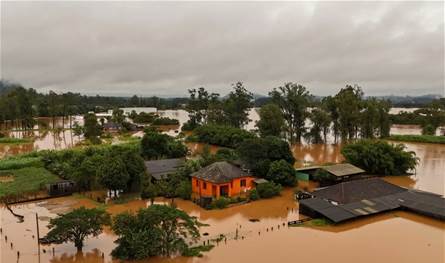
[253,178,269,184]
[191,161,251,184]
[321,163,365,177]
[144,158,185,180]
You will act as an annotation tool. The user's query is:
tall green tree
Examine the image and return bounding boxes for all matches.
[223,82,253,128]
[97,155,130,196]
[306,108,331,143]
[270,83,311,143]
[43,207,110,251]
[256,104,285,137]
[83,113,102,143]
[334,85,363,141]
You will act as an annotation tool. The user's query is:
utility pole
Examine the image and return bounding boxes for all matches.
[35,213,41,262]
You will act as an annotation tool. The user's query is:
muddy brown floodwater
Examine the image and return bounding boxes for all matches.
[1,141,444,263]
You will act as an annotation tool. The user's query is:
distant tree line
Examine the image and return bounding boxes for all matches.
[0,80,187,130]
[389,98,445,135]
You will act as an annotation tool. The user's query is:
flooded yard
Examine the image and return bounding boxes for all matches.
[1,141,444,263]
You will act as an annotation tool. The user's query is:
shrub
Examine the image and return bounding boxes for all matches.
[152,117,179,125]
[256,182,282,198]
[249,189,260,200]
[211,197,231,209]
[341,140,418,175]
[176,180,192,200]
[194,124,256,148]
[312,169,335,183]
[181,121,199,131]
[266,160,297,186]
[421,124,436,135]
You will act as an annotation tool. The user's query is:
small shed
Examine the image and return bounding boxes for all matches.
[253,178,269,185]
[295,163,365,183]
[47,180,76,196]
[144,158,185,180]
[322,163,365,179]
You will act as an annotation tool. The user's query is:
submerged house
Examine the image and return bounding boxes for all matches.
[191,161,255,199]
[296,163,366,184]
[47,180,76,197]
[144,158,185,180]
[298,178,445,223]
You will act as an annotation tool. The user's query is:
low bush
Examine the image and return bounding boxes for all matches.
[152,117,179,125]
[194,124,256,148]
[211,197,231,209]
[249,189,260,200]
[256,182,282,198]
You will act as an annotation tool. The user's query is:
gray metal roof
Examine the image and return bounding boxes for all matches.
[191,161,250,184]
[299,178,445,223]
[321,163,365,177]
[313,178,406,204]
[144,158,185,180]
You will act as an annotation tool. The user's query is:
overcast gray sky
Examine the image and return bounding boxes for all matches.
[1,1,444,97]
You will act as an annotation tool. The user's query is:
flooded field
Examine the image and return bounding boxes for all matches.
[1,141,444,263]
[0,107,439,159]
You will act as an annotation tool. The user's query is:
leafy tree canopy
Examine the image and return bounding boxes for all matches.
[43,207,110,251]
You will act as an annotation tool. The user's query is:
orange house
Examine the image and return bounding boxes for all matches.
[191,161,255,199]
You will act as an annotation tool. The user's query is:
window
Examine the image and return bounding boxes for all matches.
[240,179,246,187]
[203,182,207,190]
[195,180,199,187]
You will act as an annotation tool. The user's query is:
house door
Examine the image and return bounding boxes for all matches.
[220,185,229,197]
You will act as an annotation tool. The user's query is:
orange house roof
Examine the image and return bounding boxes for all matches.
[191,161,252,184]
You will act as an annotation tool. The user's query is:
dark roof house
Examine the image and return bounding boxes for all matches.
[145,158,185,180]
[103,121,122,131]
[299,178,445,223]
[191,161,250,184]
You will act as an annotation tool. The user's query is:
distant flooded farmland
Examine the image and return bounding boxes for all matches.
[1,141,444,263]
[0,108,438,158]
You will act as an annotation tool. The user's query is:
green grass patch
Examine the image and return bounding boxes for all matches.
[387,134,445,144]
[0,137,33,144]
[306,218,332,227]
[0,156,43,170]
[0,167,59,198]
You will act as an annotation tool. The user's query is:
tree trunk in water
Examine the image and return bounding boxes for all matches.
[75,240,83,252]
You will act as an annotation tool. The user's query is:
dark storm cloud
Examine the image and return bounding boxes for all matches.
[1,1,444,96]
